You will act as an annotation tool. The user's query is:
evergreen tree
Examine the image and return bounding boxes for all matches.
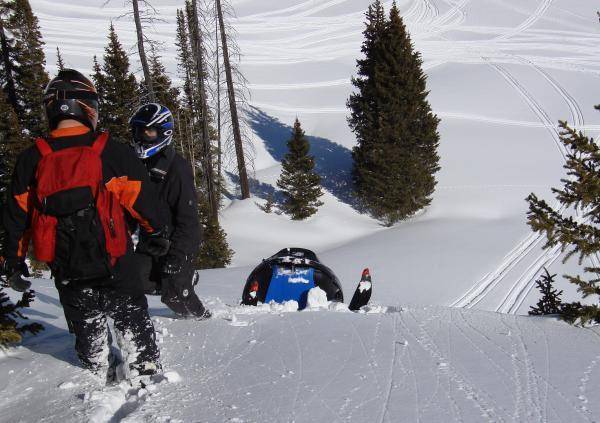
[95,23,139,142]
[276,118,323,220]
[91,55,105,105]
[56,46,65,71]
[0,90,25,254]
[197,220,233,269]
[7,0,48,136]
[529,269,563,316]
[348,1,440,225]
[527,113,600,325]
[0,287,43,348]
[175,4,234,268]
[147,49,180,114]
[175,8,196,115]
[257,192,275,214]
[0,6,17,111]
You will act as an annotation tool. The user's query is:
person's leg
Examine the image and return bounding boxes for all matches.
[56,285,109,373]
[133,252,160,295]
[161,261,209,318]
[106,290,161,375]
[104,248,161,375]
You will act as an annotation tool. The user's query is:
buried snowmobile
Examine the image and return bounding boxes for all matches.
[241,248,372,311]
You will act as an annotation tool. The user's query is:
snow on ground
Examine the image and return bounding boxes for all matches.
[3,279,600,423]
[2,0,600,422]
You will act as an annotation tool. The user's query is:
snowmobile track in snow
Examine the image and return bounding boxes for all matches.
[496,0,554,41]
[451,56,589,315]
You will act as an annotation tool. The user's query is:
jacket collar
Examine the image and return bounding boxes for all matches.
[148,146,176,181]
[49,125,91,138]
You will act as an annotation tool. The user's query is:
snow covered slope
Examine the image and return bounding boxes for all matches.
[3,279,600,422]
[30,0,600,314]
[1,1,599,422]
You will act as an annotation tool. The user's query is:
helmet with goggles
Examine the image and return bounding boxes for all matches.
[129,103,174,159]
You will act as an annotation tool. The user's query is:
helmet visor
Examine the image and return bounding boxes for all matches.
[133,125,159,145]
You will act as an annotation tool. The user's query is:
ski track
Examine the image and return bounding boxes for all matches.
[447,7,599,314]
[496,0,554,41]
[577,352,600,417]
[461,311,576,423]
[445,313,465,423]
[498,315,595,423]
[5,300,600,422]
[349,319,386,401]
[377,314,399,423]
[288,317,304,423]
[531,318,551,423]
[397,314,424,423]
[488,60,566,159]
[403,310,506,422]
[450,52,593,315]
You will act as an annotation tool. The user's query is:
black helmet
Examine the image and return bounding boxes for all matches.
[43,69,99,130]
[129,103,174,159]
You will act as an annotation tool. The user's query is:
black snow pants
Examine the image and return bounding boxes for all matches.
[135,252,207,318]
[56,283,160,374]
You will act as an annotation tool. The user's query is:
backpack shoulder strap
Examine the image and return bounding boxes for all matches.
[35,138,53,157]
[91,132,110,155]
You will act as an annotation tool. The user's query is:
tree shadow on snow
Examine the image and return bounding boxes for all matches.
[20,319,80,367]
[34,291,63,308]
[246,106,360,209]
[226,171,287,205]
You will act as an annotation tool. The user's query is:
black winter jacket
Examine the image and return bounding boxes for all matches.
[139,146,202,261]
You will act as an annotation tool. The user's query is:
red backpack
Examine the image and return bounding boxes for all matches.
[31,132,128,281]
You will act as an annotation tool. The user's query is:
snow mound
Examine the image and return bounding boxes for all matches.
[162,371,182,384]
[306,286,328,309]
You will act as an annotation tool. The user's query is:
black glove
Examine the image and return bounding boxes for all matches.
[138,228,170,257]
[1,257,32,292]
[161,255,182,276]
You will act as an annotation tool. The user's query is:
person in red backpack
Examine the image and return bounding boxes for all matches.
[0,69,169,378]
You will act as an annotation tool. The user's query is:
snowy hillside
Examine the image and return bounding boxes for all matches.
[28,0,600,313]
[3,279,600,422]
[2,0,600,422]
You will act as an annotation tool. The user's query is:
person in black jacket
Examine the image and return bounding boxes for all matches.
[129,103,210,319]
[0,69,170,378]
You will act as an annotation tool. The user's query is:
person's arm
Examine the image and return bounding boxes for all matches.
[2,150,37,262]
[168,159,202,261]
[103,140,167,234]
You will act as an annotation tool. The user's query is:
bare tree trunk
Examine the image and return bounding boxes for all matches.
[175,110,188,180]
[0,17,17,110]
[190,0,219,224]
[188,117,197,188]
[215,3,222,195]
[132,0,156,102]
[216,0,250,199]
[183,113,196,188]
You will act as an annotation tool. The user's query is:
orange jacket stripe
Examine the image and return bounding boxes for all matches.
[105,176,154,232]
[14,191,30,213]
